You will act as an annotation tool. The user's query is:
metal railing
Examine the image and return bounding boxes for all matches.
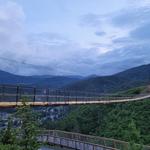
[38,130,150,150]
[0,84,149,107]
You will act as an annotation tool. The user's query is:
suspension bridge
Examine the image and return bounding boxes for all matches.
[0,84,149,107]
[0,84,150,149]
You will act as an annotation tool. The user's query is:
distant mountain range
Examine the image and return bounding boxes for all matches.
[0,64,150,92]
[0,70,82,89]
[64,64,150,93]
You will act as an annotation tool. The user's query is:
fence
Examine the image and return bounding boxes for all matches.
[0,84,143,102]
[38,130,150,150]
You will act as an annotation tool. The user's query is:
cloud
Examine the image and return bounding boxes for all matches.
[0,2,102,76]
[21,32,101,75]
[0,2,58,75]
[80,13,103,27]
[95,43,150,75]
[130,0,150,7]
[0,1,37,75]
[111,4,150,44]
[87,2,150,75]
[111,5,150,28]
[113,37,133,44]
[0,1,28,61]
[95,31,106,36]
[130,23,150,40]
[0,0,150,76]
[106,5,150,74]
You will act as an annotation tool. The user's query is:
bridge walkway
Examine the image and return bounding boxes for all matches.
[38,130,150,150]
[0,84,150,107]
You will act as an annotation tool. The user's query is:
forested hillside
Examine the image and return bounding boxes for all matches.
[43,87,150,146]
[65,64,150,93]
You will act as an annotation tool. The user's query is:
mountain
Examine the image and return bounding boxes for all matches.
[64,64,150,93]
[0,70,82,88]
[1,63,150,92]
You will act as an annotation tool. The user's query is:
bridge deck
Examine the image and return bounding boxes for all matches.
[0,94,150,107]
[0,84,150,107]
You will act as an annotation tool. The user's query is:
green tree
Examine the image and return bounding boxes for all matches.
[1,118,16,145]
[126,120,143,150]
[0,144,21,150]
[15,99,39,150]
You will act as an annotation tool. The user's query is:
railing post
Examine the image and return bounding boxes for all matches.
[19,86,22,101]
[2,85,5,101]
[46,88,49,102]
[113,140,117,149]
[0,85,3,101]
[103,139,106,147]
[75,140,77,149]
[57,90,59,102]
[68,91,70,103]
[16,86,19,103]
[54,90,56,102]
[75,91,78,104]
[33,88,36,103]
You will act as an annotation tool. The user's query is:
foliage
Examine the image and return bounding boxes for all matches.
[0,144,21,150]
[15,99,39,150]
[45,99,150,146]
[126,120,143,150]
[0,99,40,150]
[0,118,16,145]
[118,86,146,95]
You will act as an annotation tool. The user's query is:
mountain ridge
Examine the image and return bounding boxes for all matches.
[64,64,150,93]
[0,70,82,88]
[0,64,150,91]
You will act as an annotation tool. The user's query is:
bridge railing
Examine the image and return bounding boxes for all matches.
[0,84,149,105]
[38,130,150,150]
[39,130,128,149]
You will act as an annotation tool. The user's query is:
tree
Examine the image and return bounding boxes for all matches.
[1,118,16,145]
[15,99,39,150]
[0,144,21,150]
[126,120,143,150]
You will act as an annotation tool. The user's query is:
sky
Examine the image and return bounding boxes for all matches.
[0,0,150,76]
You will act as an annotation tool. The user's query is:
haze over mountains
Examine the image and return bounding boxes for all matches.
[0,64,150,92]
[0,70,82,89]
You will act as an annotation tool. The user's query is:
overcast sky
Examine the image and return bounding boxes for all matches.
[0,0,150,76]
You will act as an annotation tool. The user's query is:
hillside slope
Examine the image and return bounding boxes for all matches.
[65,64,150,93]
[47,98,150,145]
[0,70,82,88]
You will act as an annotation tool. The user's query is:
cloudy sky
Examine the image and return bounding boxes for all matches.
[0,0,150,76]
